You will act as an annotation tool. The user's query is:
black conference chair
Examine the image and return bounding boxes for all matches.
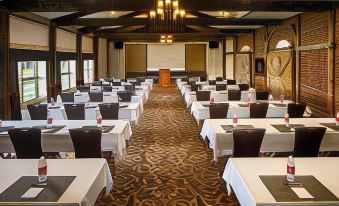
[227,79,236,85]
[196,91,211,101]
[190,84,201,92]
[187,81,196,86]
[124,84,135,91]
[112,81,122,86]
[64,104,85,120]
[293,127,326,157]
[228,90,241,101]
[102,86,112,92]
[288,103,307,118]
[216,77,223,82]
[209,103,229,119]
[78,86,90,93]
[104,78,113,83]
[250,103,269,118]
[209,80,216,85]
[92,81,102,86]
[69,128,102,158]
[232,129,266,157]
[89,92,103,102]
[256,91,269,101]
[27,104,47,120]
[60,92,74,102]
[8,128,43,159]
[216,84,227,91]
[117,91,133,102]
[200,77,207,82]
[238,84,249,91]
[99,103,119,120]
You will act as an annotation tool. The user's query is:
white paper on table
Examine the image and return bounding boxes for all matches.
[291,187,314,199]
[21,187,44,198]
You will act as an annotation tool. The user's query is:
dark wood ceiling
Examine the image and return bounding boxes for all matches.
[3,0,339,41]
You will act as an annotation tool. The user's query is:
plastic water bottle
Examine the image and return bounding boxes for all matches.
[38,156,47,182]
[287,156,295,182]
[284,113,290,128]
[247,94,252,103]
[47,111,53,128]
[96,111,102,127]
[51,97,55,106]
[210,97,215,104]
[233,112,238,127]
[280,94,285,103]
[269,94,273,101]
[336,112,339,127]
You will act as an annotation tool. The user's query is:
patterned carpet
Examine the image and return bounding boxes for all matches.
[96,86,240,206]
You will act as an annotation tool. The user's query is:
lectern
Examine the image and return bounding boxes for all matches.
[159,69,171,87]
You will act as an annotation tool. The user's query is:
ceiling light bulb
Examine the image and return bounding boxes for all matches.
[150,10,156,17]
[165,0,171,4]
[161,39,166,43]
[173,1,178,7]
[180,10,185,17]
[219,11,230,17]
[157,8,164,15]
[109,11,117,16]
[158,0,164,7]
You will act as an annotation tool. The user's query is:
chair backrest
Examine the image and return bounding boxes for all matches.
[227,79,236,85]
[112,81,121,86]
[89,92,103,102]
[190,84,200,92]
[64,104,85,120]
[200,77,207,82]
[233,129,266,157]
[69,128,102,158]
[288,103,307,118]
[8,128,42,159]
[208,80,216,85]
[27,104,47,120]
[189,77,200,82]
[99,103,119,120]
[294,127,326,157]
[216,77,223,82]
[238,84,249,91]
[78,86,90,93]
[196,91,211,101]
[228,90,241,101]
[104,78,112,83]
[256,91,269,100]
[209,103,229,119]
[136,77,145,84]
[216,84,227,91]
[117,91,133,102]
[91,81,102,86]
[124,84,135,91]
[250,103,269,118]
[102,86,112,92]
[187,81,196,86]
[60,92,74,102]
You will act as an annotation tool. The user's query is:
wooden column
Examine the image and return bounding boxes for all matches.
[93,37,99,81]
[48,23,57,99]
[76,33,83,86]
[222,38,226,79]
[0,9,10,119]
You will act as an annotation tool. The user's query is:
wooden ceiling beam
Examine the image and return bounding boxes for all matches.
[6,0,339,12]
[61,17,282,27]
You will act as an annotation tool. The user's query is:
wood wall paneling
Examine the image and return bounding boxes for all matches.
[335,8,339,113]
[125,44,147,77]
[185,44,206,72]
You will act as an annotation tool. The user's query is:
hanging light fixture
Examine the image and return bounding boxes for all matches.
[160,34,173,44]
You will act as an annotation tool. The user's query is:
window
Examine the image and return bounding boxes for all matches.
[61,60,76,91]
[18,61,47,103]
[83,59,94,84]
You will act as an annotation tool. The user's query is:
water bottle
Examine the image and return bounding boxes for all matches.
[96,111,102,127]
[47,111,53,128]
[269,94,273,101]
[210,97,215,104]
[233,112,238,127]
[287,156,295,182]
[336,112,339,127]
[51,97,55,106]
[280,94,285,103]
[284,113,290,128]
[247,94,252,103]
[38,156,47,182]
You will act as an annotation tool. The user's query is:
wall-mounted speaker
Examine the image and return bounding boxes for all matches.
[114,41,124,49]
[209,41,219,49]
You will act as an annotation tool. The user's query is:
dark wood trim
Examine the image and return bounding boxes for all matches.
[76,33,83,86]
[222,38,226,79]
[93,37,99,81]
[48,23,57,100]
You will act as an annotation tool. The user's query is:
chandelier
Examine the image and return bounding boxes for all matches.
[160,34,173,43]
[149,0,186,33]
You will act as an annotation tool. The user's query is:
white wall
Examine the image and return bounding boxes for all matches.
[207,42,223,80]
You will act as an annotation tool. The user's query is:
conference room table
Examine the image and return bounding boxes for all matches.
[191,100,311,125]
[200,118,339,161]
[0,158,112,206]
[0,120,132,159]
[184,90,256,107]
[223,157,339,206]
[21,101,141,123]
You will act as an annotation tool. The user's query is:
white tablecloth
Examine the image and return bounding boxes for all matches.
[200,118,339,161]
[223,157,339,206]
[21,102,141,123]
[0,120,132,159]
[191,100,298,124]
[185,90,256,107]
[0,159,113,206]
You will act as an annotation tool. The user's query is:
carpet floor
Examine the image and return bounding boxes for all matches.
[96,86,240,206]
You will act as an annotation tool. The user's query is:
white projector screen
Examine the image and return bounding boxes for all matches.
[147,44,185,71]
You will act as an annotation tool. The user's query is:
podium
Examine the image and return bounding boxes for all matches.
[158,69,171,87]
